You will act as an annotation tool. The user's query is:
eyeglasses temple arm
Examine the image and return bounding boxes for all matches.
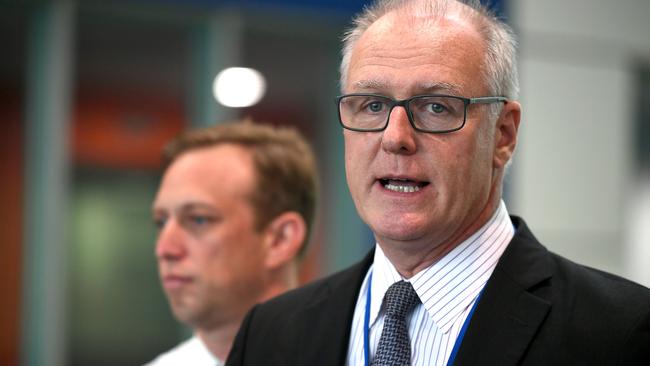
[468,96,508,105]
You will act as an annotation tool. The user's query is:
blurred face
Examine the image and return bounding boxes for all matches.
[344,12,505,252]
[152,144,268,330]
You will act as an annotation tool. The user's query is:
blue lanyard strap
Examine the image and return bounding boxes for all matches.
[363,272,483,366]
[363,271,373,366]
[445,290,483,366]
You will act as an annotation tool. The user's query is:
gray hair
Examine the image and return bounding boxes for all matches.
[339,0,519,107]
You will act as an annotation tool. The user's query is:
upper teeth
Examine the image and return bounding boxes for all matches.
[385,183,421,193]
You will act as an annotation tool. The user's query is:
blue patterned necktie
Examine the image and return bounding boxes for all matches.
[371,280,421,366]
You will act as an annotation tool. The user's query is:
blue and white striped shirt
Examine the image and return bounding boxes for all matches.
[346,201,514,366]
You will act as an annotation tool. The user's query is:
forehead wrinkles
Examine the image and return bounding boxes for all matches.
[348,12,487,96]
[353,20,446,65]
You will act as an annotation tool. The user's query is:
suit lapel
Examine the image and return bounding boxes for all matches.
[296,250,374,366]
[290,218,552,365]
[454,217,553,366]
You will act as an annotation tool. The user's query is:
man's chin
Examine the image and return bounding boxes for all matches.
[169,298,201,324]
[371,218,429,243]
[172,309,204,328]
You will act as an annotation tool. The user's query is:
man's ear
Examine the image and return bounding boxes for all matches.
[262,211,307,270]
[493,101,521,169]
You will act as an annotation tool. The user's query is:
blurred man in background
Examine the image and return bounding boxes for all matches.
[147,120,318,365]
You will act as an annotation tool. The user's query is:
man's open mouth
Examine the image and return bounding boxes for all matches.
[379,178,429,193]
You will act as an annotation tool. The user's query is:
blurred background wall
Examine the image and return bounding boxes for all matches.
[0,0,648,365]
[510,0,650,283]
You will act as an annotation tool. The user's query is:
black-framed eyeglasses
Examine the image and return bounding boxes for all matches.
[336,93,507,133]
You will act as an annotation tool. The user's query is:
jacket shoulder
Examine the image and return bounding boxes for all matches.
[507,217,650,364]
[259,254,370,314]
[548,250,650,318]
[227,253,373,366]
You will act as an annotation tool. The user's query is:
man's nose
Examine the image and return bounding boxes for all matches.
[155,219,186,260]
[381,106,417,155]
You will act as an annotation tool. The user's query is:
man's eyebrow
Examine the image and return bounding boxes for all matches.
[151,202,217,215]
[351,79,391,91]
[349,80,463,95]
[416,81,463,95]
[178,202,216,212]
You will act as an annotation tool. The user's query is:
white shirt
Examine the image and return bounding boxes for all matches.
[346,201,514,366]
[145,336,222,366]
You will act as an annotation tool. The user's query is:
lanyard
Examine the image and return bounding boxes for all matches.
[363,272,373,366]
[363,272,483,366]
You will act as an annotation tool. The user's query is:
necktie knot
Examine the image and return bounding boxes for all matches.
[383,280,420,318]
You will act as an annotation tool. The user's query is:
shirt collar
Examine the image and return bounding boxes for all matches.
[368,200,514,333]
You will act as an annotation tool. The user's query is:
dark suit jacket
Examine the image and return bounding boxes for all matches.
[227,217,650,365]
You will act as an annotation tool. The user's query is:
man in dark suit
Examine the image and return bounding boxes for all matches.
[227,1,650,365]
